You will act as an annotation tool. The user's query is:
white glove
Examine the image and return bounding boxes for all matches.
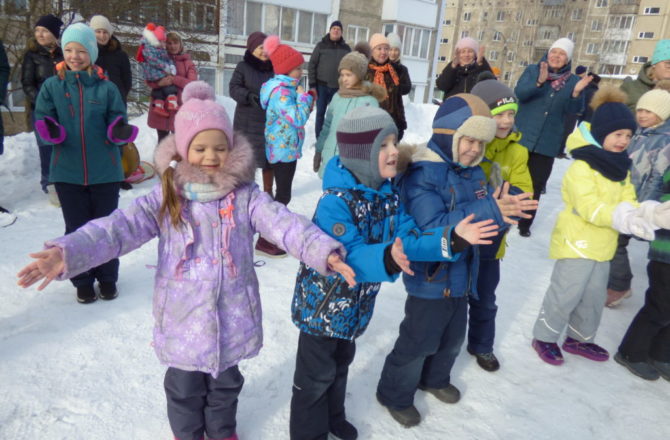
[612,201,656,241]
[653,200,670,229]
[169,64,177,75]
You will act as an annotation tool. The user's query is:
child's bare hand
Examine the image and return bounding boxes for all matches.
[391,237,414,275]
[16,248,64,290]
[493,182,539,225]
[455,214,498,245]
[297,85,305,94]
[327,253,357,287]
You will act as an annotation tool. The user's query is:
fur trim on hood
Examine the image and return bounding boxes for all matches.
[154,131,256,195]
[396,142,444,174]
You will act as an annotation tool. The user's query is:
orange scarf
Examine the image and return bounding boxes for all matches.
[369,62,400,88]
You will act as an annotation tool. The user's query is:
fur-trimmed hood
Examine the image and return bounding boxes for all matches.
[154,131,256,196]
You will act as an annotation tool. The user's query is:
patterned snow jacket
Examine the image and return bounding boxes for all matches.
[292,157,461,341]
[260,74,313,164]
[139,38,175,82]
[628,118,670,202]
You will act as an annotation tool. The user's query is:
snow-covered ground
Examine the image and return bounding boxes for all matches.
[1,100,668,440]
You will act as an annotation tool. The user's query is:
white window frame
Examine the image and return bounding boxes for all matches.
[571,9,583,20]
[638,32,654,39]
[632,55,649,63]
[493,31,502,41]
[567,32,575,41]
[347,25,369,44]
[643,7,660,15]
[463,12,472,22]
[586,43,599,54]
[596,0,608,7]
[460,30,469,38]
[496,11,505,22]
[489,50,499,61]
[591,20,602,31]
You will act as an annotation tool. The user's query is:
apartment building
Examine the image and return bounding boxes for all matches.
[438,0,670,95]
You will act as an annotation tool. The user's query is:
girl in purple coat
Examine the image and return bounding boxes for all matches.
[17,81,355,440]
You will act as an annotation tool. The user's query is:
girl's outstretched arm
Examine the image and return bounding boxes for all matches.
[17,248,64,290]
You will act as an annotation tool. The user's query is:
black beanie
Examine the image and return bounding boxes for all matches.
[330,20,343,30]
[35,14,64,39]
[590,102,636,146]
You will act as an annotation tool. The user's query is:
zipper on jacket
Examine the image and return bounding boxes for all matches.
[77,76,89,185]
[313,279,341,318]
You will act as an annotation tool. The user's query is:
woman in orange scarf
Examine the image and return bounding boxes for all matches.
[366,33,408,140]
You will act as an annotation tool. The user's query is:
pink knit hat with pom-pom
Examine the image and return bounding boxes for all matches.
[264,35,304,75]
[174,81,233,159]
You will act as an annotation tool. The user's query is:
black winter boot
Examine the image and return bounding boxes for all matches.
[76,285,97,304]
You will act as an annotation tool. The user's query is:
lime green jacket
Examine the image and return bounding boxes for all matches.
[480,130,533,258]
[550,123,638,261]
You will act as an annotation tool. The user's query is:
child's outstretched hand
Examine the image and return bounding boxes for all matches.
[391,237,414,276]
[16,248,64,290]
[327,253,357,287]
[455,214,499,245]
[493,182,539,225]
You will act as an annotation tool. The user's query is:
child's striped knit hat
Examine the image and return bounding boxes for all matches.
[337,106,398,189]
[471,79,518,116]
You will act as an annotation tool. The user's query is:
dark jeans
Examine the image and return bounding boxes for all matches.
[270,160,297,206]
[32,111,53,192]
[290,331,356,440]
[468,258,501,354]
[165,366,244,440]
[315,84,338,139]
[377,295,467,410]
[608,234,633,291]
[518,152,555,233]
[618,260,670,362]
[54,182,121,287]
[151,84,179,100]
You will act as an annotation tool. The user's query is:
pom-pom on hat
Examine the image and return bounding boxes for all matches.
[636,88,670,122]
[337,106,398,189]
[471,79,518,116]
[455,37,479,54]
[589,86,636,146]
[143,23,167,47]
[549,37,574,61]
[35,14,64,39]
[651,40,670,65]
[174,81,234,160]
[264,35,304,75]
[90,15,113,35]
[61,22,99,63]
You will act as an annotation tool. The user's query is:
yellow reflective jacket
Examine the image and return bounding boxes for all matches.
[550,123,638,261]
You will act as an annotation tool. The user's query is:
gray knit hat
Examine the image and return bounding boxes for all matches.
[337,106,398,189]
[338,51,368,83]
[470,79,518,116]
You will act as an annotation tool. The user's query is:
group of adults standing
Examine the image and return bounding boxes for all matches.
[17,13,198,198]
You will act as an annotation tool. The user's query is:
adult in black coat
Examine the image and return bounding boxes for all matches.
[308,21,351,138]
[387,33,412,140]
[229,31,274,195]
[0,39,12,224]
[21,14,63,194]
[436,37,492,99]
[91,15,132,104]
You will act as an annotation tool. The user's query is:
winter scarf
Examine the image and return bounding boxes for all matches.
[369,62,399,88]
[571,145,632,182]
[547,70,571,92]
[181,182,229,202]
[337,81,387,101]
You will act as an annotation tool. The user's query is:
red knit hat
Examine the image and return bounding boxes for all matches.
[264,35,304,75]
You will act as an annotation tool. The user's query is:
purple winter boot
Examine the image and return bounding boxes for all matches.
[532,339,564,365]
[561,337,609,362]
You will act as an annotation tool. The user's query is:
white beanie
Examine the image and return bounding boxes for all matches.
[387,32,402,50]
[549,38,574,61]
[90,15,113,35]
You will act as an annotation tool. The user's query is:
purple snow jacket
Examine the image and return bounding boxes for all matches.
[46,133,345,377]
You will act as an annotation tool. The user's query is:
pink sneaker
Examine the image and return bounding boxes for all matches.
[562,337,609,362]
[532,339,564,365]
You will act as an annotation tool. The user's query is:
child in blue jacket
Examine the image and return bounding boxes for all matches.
[289,106,499,440]
[258,35,314,256]
[34,23,137,304]
[376,94,535,428]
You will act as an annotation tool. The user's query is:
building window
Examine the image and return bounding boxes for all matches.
[477,30,485,41]
[441,38,449,43]
[516,11,523,22]
[496,11,505,22]
[643,7,660,14]
[489,50,499,61]
[232,1,327,44]
[542,30,552,40]
[463,12,471,21]
[523,40,534,47]
[503,71,511,81]
[518,60,529,67]
[347,25,369,44]
[507,51,515,62]
[526,19,538,26]
[493,31,502,41]
[632,56,649,63]
[596,0,608,7]
[608,15,634,30]
[438,56,447,62]
[173,0,217,32]
[602,40,630,54]
[567,32,576,41]
[591,20,602,31]
[586,43,599,54]
[461,30,469,38]
[443,19,452,25]
[638,32,654,39]
[550,8,562,19]
[599,64,623,75]
[402,25,432,59]
[509,31,518,42]
[571,9,583,20]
